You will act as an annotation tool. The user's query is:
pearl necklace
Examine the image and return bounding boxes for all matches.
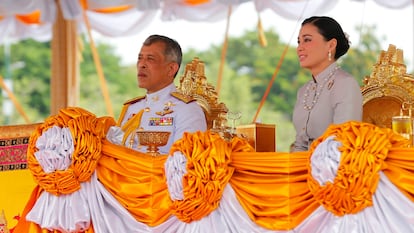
[302,66,339,111]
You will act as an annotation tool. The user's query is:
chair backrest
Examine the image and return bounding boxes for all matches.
[361,44,414,129]
[176,57,228,129]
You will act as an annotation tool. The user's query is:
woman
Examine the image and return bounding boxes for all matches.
[291,16,363,152]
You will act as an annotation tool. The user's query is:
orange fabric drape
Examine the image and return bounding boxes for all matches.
[12,108,414,232]
[97,141,172,226]
[16,11,41,24]
[185,0,210,5]
[230,121,414,230]
[383,147,414,202]
[6,3,135,27]
[230,151,317,230]
[93,5,133,13]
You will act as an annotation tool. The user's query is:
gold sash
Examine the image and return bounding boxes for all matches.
[121,109,144,145]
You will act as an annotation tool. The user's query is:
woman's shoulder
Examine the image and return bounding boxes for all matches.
[334,69,359,84]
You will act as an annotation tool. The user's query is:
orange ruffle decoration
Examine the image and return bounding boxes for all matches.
[169,131,254,222]
[27,107,115,196]
[184,0,210,6]
[307,121,409,216]
[16,11,41,24]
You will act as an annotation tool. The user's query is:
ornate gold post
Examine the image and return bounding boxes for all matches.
[50,0,79,115]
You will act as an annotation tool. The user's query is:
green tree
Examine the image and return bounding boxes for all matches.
[78,37,139,119]
[181,25,387,151]
[341,25,384,85]
[0,40,51,124]
[0,37,136,124]
[224,29,303,116]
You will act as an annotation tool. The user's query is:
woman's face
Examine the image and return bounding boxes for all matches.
[297,23,335,76]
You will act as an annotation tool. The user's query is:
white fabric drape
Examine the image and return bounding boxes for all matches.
[254,0,339,20]
[27,168,414,232]
[0,0,411,44]
[295,133,414,233]
[294,172,414,233]
[26,171,152,233]
[25,128,414,232]
[82,9,157,37]
[0,17,51,44]
[371,0,412,9]
[0,0,40,15]
[26,171,287,233]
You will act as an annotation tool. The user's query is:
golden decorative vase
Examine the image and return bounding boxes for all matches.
[135,131,171,156]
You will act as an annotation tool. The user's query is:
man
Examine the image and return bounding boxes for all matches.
[117,34,207,154]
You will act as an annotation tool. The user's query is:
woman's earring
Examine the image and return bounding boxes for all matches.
[328,51,332,61]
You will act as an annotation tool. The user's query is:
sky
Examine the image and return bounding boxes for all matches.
[97,1,414,71]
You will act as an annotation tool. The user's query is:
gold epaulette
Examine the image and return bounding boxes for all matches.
[170,92,196,104]
[123,96,145,105]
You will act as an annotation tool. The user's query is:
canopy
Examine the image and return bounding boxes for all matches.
[0,0,412,119]
[1,0,412,44]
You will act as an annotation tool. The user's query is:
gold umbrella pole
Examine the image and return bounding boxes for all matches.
[82,8,114,117]
[216,5,232,97]
[0,75,31,123]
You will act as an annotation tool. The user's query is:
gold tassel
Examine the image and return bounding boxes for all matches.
[257,14,267,47]
[77,36,84,62]
[121,109,144,146]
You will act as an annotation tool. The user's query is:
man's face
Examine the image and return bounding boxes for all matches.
[136,42,177,93]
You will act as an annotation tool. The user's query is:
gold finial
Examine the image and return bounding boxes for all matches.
[396,49,404,64]
[362,44,412,87]
[177,57,229,130]
[196,61,204,76]
[257,14,267,47]
[361,44,414,106]
[0,210,10,233]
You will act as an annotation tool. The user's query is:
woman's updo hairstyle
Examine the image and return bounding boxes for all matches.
[302,16,350,60]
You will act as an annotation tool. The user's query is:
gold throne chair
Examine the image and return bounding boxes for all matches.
[176,57,228,130]
[361,44,414,129]
[176,57,275,152]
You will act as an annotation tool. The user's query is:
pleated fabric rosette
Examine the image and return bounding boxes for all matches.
[25,107,115,232]
[296,121,414,232]
[17,113,414,232]
[164,130,254,222]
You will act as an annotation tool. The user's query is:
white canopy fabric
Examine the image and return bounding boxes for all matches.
[0,0,412,118]
[0,0,412,45]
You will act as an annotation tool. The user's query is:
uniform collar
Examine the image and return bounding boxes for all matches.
[145,83,176,104]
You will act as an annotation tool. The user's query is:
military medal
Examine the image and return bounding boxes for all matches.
[149,117,174,126]
[156,101,175,116]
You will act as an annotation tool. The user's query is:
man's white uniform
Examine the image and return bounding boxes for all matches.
[118,83,207,154]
